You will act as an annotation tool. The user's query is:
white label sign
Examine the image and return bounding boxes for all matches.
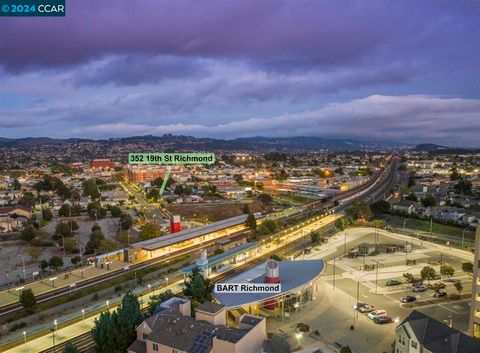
[214,283,281,294]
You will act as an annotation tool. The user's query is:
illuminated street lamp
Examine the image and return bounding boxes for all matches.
[106,300,110,310]
[22,331,27,352]
[166,277,169,286]
[148,284,151,293]
[81,309,85,323]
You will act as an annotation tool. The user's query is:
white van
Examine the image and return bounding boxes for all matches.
[368,310,387,320]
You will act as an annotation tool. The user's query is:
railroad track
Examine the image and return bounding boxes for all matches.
[1,156,395,318]
[3,157,397,352]
[37,224,331,353]
[39,332,94,353]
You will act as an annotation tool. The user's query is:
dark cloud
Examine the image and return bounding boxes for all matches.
[72,55,208,86]
[1,1,478,73]
[1,1,480,145]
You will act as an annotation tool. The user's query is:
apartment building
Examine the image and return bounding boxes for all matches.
[128,298,266,353]
[397,310,480,353]
[469,226,480,338]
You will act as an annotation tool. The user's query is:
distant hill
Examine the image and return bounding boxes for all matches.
[0,135,409,151]
[414,143,449,152]
[0,137,92,147]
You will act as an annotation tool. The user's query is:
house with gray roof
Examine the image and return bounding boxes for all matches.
[395,310,480,353]
[128,298,266,353]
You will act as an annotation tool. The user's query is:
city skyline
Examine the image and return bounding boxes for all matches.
[1,1,480,146]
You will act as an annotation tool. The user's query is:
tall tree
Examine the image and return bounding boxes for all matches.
[420,266,437,283]
[115,292,143,351]
[92,311,120,353]
[440,264,455,278]
[183,267,213,305]
[12,178,21,190]
[19,289,36,311]
[245,214,257,232]
[48,256,64,271]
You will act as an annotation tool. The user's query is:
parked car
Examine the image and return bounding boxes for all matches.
[368,310,387,320]
[401,295,417,303]
[386,279,402,286]
[412,285,427,292]
[352,302,366,310]
[359,304,375,313]
[434,282,446,289]
[374,316,393,324]
[432,291,447,298]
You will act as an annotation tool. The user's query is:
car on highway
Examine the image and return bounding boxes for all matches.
[386,279,402,286]
[368,310,387,320]
[359,304,375,313]
[432,291,447,298]
[412,284,427,292]
[374,316,393,324]
[401,295,417,303]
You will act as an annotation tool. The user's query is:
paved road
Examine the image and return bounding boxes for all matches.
[268,227,473,353]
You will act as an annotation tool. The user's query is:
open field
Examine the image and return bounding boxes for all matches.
[379,214,475,242]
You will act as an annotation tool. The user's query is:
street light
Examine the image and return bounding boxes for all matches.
[23,331,27,352]
[462,228,467,248]
[148,284,151,293]
[106,300,110,310]
[82,309,85,323]
[166,277,169,286]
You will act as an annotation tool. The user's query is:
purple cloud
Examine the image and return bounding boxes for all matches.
[0,0,480,146]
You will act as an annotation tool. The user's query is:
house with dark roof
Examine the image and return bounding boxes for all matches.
[0,205,31,233]
[395,310,480,353]
[128,298,266,353]
[393,200,417,215]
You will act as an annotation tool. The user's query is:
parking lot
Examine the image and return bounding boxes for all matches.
[267,227,474,353]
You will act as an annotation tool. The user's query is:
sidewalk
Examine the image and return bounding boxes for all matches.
[0,260,128,307]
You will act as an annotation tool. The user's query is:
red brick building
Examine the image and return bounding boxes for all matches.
[91,159,114,170]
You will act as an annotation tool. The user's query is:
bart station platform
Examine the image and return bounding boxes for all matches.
[127,214,262,262]
[0,258,127,307]
[179,242,258,276]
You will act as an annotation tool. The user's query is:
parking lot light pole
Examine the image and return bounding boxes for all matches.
[352,280,360,329]
[23,331,27,352]
[375,260,379,294]
[333,257,336,290]
[405,241,408,266]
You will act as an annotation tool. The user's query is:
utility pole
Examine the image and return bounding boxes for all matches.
[22,256,26,281]
[333,257,336,290]
[352,280,360,329]
[375,260,379,293]
[405,241,408,266]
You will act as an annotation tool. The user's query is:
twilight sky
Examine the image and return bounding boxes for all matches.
[1,0,480,146]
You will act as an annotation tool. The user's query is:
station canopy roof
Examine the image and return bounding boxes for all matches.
[131,214,261,251]
[214,259,324,309]
[180,242,257,274]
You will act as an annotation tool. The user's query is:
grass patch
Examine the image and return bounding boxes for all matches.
[380,214,475,240]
